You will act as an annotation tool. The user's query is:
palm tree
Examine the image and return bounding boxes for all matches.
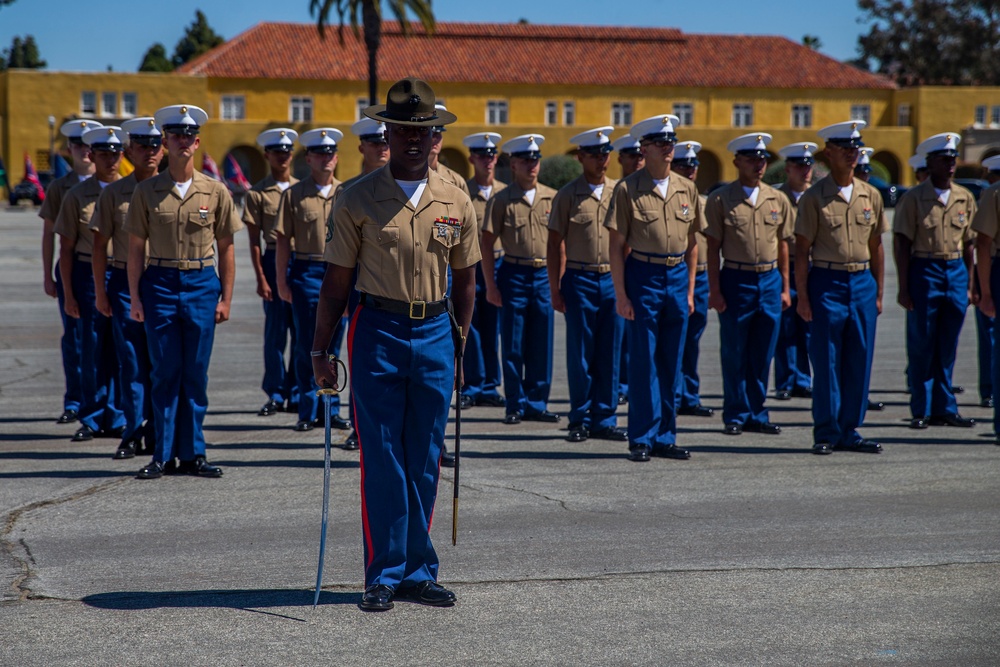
[309,0,435,105]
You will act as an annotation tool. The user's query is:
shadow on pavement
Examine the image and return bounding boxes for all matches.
[461,450,623,460]
[82,588,359,613]
[214,459,360,470]
[0,450,115,460]
[0,470,133,479]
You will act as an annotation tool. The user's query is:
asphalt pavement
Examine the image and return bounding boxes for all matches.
[1,202,998,666]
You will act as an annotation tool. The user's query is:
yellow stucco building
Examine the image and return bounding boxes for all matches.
[2,21,998,193]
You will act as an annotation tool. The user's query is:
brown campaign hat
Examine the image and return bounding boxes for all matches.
[363,77,457,127]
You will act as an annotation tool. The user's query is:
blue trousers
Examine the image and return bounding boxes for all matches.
[625,257,689,449]
[562,269,623,430]
[349,305,452,589]
[73,259,123,433]
[462,261,503,401]
[497,262,553,417]
[619,324,629,400]
[977,309,994,403]
[718,267,782,426]
[141,265,219,463]
[907,258,968,418]
[261,249,298,406]
[774,260,812,392]
[107,267,150,441]
[289,259,344,423]
[54,261,82,412]
[808,268,877,446]
[678,270,709,410]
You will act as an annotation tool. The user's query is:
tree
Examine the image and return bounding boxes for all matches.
[310,0,435,105]
[538,155,582,191]
[856,0,1000,85]
[0,35,47,70]
[802,35,823,51]
[171,10,224,69]
[139,43,173,72]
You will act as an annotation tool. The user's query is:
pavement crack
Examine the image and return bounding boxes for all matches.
[463,481,572,511]
[1,478,128,601]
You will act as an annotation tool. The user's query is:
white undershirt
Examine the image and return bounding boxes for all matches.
[838,184,854,203]
[77,174,89,183]
[277,181,291,192]
[523,188,536,206]
[742,185,760,206]
[791,190,804,203]
[653,177,669,199]
[316,183,333,198]
[175,178,193,199]
[98,180,110,189]
[589,182,604,199]
[396,178,428,208]
[935,187,950,206]
[477,184,493,200]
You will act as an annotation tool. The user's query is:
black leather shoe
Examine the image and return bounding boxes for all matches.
[628,446,651,462]
[285,401,299,414]
[812,442,833,455]
[774,389,792,401]
[180,456,223,478]
[475,394,506,407]
[343,430,359,451]
[952,385,965,394]
[651,444,691,460]
[835,439,882,454]
[678,404,714,417]
[113,437,139,460]
[790,386,813,399]
[928,414,976,428]
[315,415,351,430]
[72,425,95,442]
[523,410,560,423]
[97,426,125,439]
[397,580,456,607]
[590,426,628,441]
[867,399,885,411]
[258,399,279,417]
[440,445,455,468]
[57,409,78,424]
[503,412,522,425]
[566,425,589,443]
[359,584,395,611]
[137,460,165,479]
[909,417,929,430]
[745,421,781,435]
[457,394,475,409]
[295,420,314,432]
[981,397,994,409]
[618,392,628,405]
[724,422,743,436]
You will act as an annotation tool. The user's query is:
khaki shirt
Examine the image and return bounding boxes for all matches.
[90,173,138,262]
[53,177,111,257]
[696,195,708,268]
[274,175,340,256]
[971,182,1000,246]
[483,182,557,259]
[39,172,88,223]
[125,170,243,260]
[894,179,977,255]
[604,169,703,255]
[434,163,471,198]
[243,175,298,246]
[704,181,794,265]
[779,182,807,262]
[795,176,887,264]
[468,178,506,253]
[326,165,481,303]
[548,174,618,265]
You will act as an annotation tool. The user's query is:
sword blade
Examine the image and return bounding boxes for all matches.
[313,392,333,608]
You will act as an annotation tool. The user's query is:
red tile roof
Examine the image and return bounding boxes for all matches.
[179,21,895,90]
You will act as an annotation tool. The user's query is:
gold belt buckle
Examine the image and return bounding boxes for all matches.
[409,300,427,319]
[178,259,190,270]
[532,258,546,268]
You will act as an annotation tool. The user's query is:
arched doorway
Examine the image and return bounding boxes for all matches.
[439,147,469,179]
[225,145,266,186]
[872,151,901,184]
[292,150,310,181]
[695,149,721,194]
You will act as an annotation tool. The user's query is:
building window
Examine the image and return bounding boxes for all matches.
[355,97,369,121]
[81,91,97,115]
[732,103,753,128]
[100,92,117,117]
[611,102,633,126]
[289,96,313,123]
[221,95,245,121]
[121,92,137,117]
[975,105,987,126]
[897,104,911,126]
[850,104,871,125]
[673,103,693,126]
[992,106,1000,127]
[791,104,813,128]
[486,100,508,125]
[545,101,557,126]
[563,101,575,126]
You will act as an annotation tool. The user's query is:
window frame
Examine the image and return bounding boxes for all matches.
[289,96,314,123]
[732,103,753,128]
[221,94,246,121]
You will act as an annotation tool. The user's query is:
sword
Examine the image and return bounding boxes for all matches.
[313,386,335,608]
[452,326,464,546]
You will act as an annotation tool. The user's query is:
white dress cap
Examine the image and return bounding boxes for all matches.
[629,114,680,142]
[463,132,503,155]
[817,120,866,147]
[82,126,127,153]
[257,128,298,152]
[502,134,545,159]
[153,104,208,135]
[916,132,960,157]
[569,126,614,153]
[300,128,344,154]
[778,142,818,164]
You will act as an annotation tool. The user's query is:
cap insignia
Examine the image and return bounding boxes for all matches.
[181,106,188,114]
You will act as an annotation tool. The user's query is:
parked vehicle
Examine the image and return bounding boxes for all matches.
[8,179,43,206]
[868,176,907,208]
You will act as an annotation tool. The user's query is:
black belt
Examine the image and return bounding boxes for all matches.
[565,260,611,274]
[359,293,449,320]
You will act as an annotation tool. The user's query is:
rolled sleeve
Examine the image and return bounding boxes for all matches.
[450,197,483,270]
[324,197,360,268]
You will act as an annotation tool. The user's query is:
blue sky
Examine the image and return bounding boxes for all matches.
[0,0,870,72]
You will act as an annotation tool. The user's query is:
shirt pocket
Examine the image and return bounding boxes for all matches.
[570,212,594,226]
[114,202,130,230]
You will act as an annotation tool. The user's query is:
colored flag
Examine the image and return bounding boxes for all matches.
[0,155,6,188]
[119,155,135,177]
[24,153,45,202]
[224,154,251,194]
[52,153,71,179]
[201,153,221,181]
